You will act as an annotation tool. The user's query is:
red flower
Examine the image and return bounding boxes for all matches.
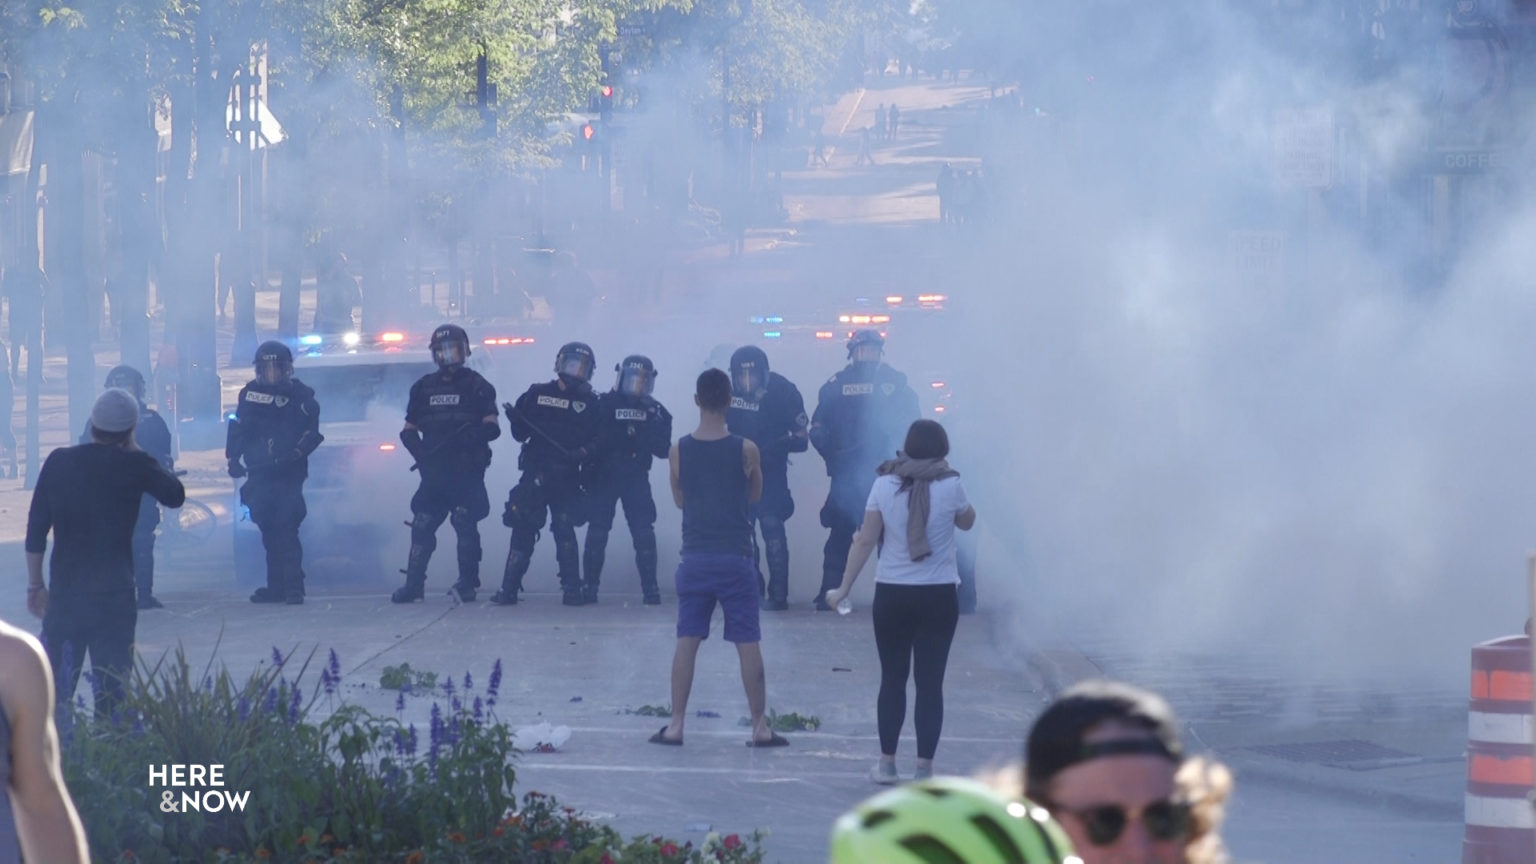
[661,842,680,856]
[493,827,505,837]
[600,855,615,864]
[532,839,550,852]
[553,838,569,851]
[296,835,310,846]
[448,832,466,844]
[724,834,743,850]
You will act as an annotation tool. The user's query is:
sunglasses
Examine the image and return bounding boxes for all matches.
[1058,799,1191,846]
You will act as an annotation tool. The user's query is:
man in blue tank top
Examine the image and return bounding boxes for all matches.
[648,369,788,748]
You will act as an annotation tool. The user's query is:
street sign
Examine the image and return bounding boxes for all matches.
[1272,107,1334,188]
[618,22,647,38]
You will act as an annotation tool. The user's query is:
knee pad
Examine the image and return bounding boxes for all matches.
[449,506,479,532]
[410,512,442,547]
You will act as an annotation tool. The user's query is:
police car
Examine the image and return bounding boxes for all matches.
[230,327,539,584]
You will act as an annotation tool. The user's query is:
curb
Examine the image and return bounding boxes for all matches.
[1023,642,1464,820]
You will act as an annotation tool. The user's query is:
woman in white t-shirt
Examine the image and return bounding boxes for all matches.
[824,419,975,785]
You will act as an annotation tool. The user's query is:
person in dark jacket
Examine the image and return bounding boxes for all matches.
[492,342,601,607]
[392,324,500,604]
[76,366,174,610]
[810,330,919,610]
[225,341,323,605]
[726,346,808,610]
[582,355,672,605]
[26,388,185,714]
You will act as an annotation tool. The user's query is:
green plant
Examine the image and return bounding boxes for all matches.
[378,663,438,693]
[622,704,672,717]
[738,709,821,732]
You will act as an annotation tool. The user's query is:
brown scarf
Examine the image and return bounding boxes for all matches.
[876,455,959,562]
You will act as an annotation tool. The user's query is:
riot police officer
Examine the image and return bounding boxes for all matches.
[582,355,672,605]
[77,365,174,610]
[726,346,808,611]
[226,341,324,605]
[392,324,500,604]
[810,329,919,610]
[492,342,601,607]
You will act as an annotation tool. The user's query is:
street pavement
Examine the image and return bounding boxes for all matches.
[0,73,1478,862]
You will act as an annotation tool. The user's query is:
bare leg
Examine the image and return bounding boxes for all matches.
[736,641,770,742]
[664,637,702,741]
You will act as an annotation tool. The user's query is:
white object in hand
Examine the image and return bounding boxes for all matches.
[837,597,852,615]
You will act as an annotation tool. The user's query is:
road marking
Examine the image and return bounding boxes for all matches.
[557,726,1024,745]
[837,88,866,136]
[519,764,876,780]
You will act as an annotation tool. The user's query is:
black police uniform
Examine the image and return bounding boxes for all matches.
[727,372,808,608]
[495,377,600,604]
[810,360,918,608]
[78,400,174,608]
[396,365,499,601]
[226,372,323,604]
[582,390,671,604]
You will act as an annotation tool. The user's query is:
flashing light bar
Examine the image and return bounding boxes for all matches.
[483,337,534,346]
[342,332,361,347]
[763,331,782,339]
[886,295,904,304]
[846,315,872,324]
[815,331,834,339]
[380,332,405,343]
[749,315,786,325]
[871,315,890,324]
[379,443,397,452]
[934,405,946,413]
[299,334,323,346]
[226,412,237,422]
[917,294,947,304]
[838,315,850,323]
[931,381,946,389]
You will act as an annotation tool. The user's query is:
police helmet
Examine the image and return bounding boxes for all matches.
[729,345,770,397]
[616,355,657,397]
[430,323,471,369]
[104,365,147,401]
[253,340,294,386]
[705,343,736,373]
[847,329,885,364]
[829,778,1078,864]
[555,342,595,383]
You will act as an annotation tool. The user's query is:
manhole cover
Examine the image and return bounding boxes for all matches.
[1244,739,1424,771]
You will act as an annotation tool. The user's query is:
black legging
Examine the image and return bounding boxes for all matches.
[873,582,960,760]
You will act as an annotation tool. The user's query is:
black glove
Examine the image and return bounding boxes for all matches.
[227,458,246,479]
[400,428,425,459]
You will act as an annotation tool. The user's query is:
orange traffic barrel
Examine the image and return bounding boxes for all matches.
[1465,635,1535,864]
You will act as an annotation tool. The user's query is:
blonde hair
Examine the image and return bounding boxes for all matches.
[975,756,1234,864]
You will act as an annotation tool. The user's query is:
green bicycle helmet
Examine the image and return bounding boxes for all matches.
[829,777,1078,864]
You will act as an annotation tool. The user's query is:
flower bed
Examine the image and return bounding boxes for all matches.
[60,645,764,864]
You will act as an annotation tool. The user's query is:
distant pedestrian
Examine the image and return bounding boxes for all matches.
[25,388,186,715]
[937,163,954,224]
[1025,680,1234,864]
[888,103,901,139]
[313,252,361,335]
[0,616,91,864]
[824,419,972,784]
[649,368,786,748]
[857,126,875,166]
[812,127,830,168]
[875,104,888,141]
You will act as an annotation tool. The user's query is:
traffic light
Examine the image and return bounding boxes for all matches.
[582,123,595,141]
[599,81,613,122]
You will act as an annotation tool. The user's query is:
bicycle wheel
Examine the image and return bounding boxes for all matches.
[166,499,218,548]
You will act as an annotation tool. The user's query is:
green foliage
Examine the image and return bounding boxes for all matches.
[59,645,764,863]
[378,663,438,693]
[737,709,821,732]
[622,704,672,717]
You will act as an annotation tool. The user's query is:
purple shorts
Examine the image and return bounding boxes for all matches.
[675,553,761,644]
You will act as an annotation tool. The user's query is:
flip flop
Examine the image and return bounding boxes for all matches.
[648,726,683,746]
[746,732,790,748]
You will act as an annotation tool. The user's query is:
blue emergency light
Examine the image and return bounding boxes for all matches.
[299,334,323,346]
[763,331,781,339]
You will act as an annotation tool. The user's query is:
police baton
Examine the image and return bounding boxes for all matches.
[502,402,577,461]
[407,421,476,472]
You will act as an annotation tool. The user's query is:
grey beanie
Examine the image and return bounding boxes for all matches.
[91,388,140,434]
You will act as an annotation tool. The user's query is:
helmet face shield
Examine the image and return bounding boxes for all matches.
[851,343,883,364]
[733,365,765,396]
[257,358,291,386]
[434,340,467,368]
[558,352,593,381]
[618,365,653,397]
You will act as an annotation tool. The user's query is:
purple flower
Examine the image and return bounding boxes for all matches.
[463,671,473,692]
[264,686,279,714]
[406,724,419,757]
[328,649,341,680]
[473,697,484,723]
[321,668,336,696]
[395,691,406,714]
[451,696,462,714]
[288,687,302,724]
[487,659,502,705]
[271,647,285,668]
[203,676,214,692]
[394,729,407,756]
[430,703,444,748]
[402,681,413,695]
[443,678,455,698]
[237,696,251,721]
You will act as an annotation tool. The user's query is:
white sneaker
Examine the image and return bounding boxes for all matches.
[870,761,899,785]
[913,764,934,781]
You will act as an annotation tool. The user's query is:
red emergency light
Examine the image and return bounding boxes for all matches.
[815,331,834,339]
[582,124,595,140]
[885,295,904,304]
[380,332,405,343]
[601,85,613,98]
[379,443,397,451]
[483,337,533,346]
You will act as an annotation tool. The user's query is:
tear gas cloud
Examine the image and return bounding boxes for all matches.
[930,0,1536,688]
